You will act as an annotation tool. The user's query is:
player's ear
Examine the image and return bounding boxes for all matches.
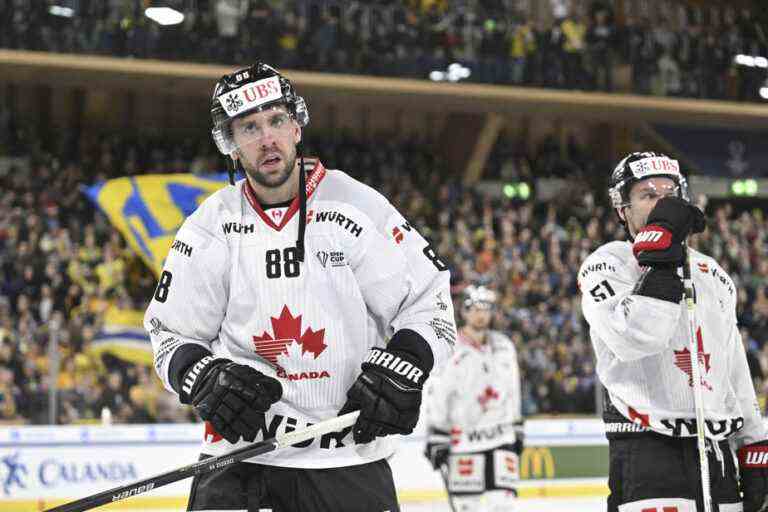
[617,207,627,223]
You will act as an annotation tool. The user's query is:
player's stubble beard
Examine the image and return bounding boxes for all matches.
[623,205,650,240]
[466,310,491,334]
[242,146,298,190]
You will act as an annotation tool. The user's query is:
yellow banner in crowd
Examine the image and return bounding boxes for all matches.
[88,306,153,365]
[85,173,230,277]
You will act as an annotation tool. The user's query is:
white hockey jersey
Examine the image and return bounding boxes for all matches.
[579,241,765,447]
[424,330,522,452]
[144,159,457,468]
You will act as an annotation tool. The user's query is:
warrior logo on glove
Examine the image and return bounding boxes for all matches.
[340,330,434,444]
[363,347,425,386]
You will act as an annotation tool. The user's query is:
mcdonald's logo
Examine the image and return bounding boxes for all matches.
[520,447,555,479]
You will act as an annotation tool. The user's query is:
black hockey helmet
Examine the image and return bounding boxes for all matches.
[211,63,309,175]
[609,151,690,209]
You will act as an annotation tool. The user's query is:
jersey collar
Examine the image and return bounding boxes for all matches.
[243,158,326,232]
[459,330,488,352]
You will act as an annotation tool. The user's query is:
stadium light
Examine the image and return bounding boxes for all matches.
[145,7,185,26]
[518,182,531,199]
[503,182,531,200]
[731,179,758,196]
[48,5,74,17]
[429,71,445,82]
[446,63,471,82]
[735,54,768,68]
[429,63,471,82]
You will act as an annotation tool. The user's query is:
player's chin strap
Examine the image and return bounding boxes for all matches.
[296,143,306,262]
[225,156,246,186]
[225,158,236,185]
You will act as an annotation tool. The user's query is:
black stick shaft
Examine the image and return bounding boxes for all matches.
[45,411,359,512]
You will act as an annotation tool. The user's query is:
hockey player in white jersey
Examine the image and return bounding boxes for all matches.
[144,62,457,511]
[579,151,768,512]
[424,285,523,512]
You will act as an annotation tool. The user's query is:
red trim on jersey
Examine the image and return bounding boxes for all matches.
[458,330,487,351]
[243,159,326,232]
[627,406,650,427]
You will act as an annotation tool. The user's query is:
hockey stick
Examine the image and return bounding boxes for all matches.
[44,411,360,512]
[439,463,458,512]
[683,247,713,512]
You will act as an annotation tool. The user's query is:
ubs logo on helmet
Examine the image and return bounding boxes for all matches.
[217,76,283,118]
[628,156,680,178]
[224,93,244,114]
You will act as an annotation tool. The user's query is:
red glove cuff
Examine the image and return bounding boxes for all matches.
[739,444,768,468]
[633,225,673,257]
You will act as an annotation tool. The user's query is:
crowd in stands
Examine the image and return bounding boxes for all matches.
[1,0,766,101]
[2,119,768,425]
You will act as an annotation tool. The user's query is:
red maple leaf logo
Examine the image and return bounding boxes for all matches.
[478,386,499,411]
[269,209,284,223]
[252,305,326,369]
[673,327,712,391]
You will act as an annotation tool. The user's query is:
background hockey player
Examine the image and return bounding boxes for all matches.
[423,285,523,512]
[579,151,768,512]
[144,62,457,511]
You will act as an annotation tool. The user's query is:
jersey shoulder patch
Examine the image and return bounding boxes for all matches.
[184,183,241,241]
[488,331,514,351]
[689,250,736,300]
[318,170,392,229]
[578,241,628,283]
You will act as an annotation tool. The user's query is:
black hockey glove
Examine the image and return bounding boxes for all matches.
[633,266,684,304]
[632,196,706,267]
[339,331,433,444]
[424,427,451,470]
[739,441,768,512]
[632,197,705,304]
[178,355,283,444]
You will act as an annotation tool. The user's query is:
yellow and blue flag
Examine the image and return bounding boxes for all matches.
[88,307,154,366]
[84,173,230,277]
